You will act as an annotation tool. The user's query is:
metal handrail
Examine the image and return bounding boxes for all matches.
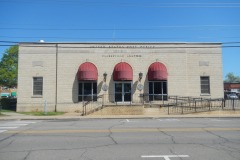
[82,94,103,116]
[81,94,239,115]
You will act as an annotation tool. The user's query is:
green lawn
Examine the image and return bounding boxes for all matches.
[0,109,13,116]
[0,109,15,112]
[0,109,65,116]
[19,112,65,116]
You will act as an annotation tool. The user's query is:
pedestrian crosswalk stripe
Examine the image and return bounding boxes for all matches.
[0,124,28,126]
[0,127,18,129]
[0,121,36,134]
[141,155,189,159]
[211,119,230,122]
[10,121,36,124]
[0,130,7,133]
[157,119,180,121]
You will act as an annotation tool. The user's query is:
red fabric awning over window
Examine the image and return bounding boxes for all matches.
[148,62,168,81]
[113,62,133,81]
[78,62,98,81]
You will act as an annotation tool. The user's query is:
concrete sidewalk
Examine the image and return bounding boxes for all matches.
[1,110,240,120]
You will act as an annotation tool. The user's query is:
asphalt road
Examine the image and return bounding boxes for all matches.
[0,118,240,160]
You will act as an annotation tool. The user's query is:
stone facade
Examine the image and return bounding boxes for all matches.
[17,42,223,112]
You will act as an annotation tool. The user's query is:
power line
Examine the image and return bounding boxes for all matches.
[0,38,240,48]
[0,41,19,43]
[2,34,240,41]
[1,23,240,28]
[1,41,240,44]
[1,40,240,49]
[1,25,240,31]
[1,0,240,8]
[0,37,222,40]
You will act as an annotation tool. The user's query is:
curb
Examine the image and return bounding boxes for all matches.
[1,115,240,120]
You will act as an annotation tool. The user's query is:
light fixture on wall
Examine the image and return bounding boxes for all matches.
[139,72,143,81]
[103,72,107,82]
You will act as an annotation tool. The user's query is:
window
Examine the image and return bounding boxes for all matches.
[200,76,210,94]
[149,81,168,101]
[33,77,43,96]
[78,82,97,101]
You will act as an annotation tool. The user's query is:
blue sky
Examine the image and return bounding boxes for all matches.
[0,0,240,79]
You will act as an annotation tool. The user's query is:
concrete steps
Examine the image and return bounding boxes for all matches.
[143,108,167,115]
[90,105,167,115]
[91,105,144,115]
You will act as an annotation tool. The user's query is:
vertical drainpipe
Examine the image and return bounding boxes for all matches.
[55,44,58,112]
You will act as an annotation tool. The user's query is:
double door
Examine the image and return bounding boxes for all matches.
[115,82,132,102]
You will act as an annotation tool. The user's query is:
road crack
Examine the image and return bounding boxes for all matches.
[79,149,94,160]
[107,120,126,145]
[159,129,177,144]
[23,150,31,160]
[197,129,240,160]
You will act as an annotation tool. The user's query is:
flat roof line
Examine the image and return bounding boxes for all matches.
[19,42,222,45]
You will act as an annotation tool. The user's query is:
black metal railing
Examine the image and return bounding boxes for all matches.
[82,94,103,116]
[80,94,240,115]
[168,99,224,115]
[166,96,240,115]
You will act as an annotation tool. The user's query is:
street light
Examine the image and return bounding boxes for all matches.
[139,72,143,81]
[103,72,107,82]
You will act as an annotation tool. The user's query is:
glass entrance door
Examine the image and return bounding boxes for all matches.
[115,82,132,102]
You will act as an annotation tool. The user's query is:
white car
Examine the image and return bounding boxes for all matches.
[227,93,238,99]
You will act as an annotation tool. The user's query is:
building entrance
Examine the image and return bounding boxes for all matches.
[115,82,132,102]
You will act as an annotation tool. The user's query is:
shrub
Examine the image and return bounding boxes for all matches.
[0,97,17,111]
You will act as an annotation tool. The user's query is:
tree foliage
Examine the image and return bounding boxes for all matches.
[225,72,240,83]
[0,46,18,87]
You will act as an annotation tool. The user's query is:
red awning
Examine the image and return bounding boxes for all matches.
[113,62,133,81]
[78,62,98,81]
[148,62,168,80]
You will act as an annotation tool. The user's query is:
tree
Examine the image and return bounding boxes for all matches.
[225,72,240,83]
[0,46,18,87]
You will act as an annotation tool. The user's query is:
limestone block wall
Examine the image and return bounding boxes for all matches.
[17,42,223,112]
[186,45,223,98]
[17,44,57,112]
